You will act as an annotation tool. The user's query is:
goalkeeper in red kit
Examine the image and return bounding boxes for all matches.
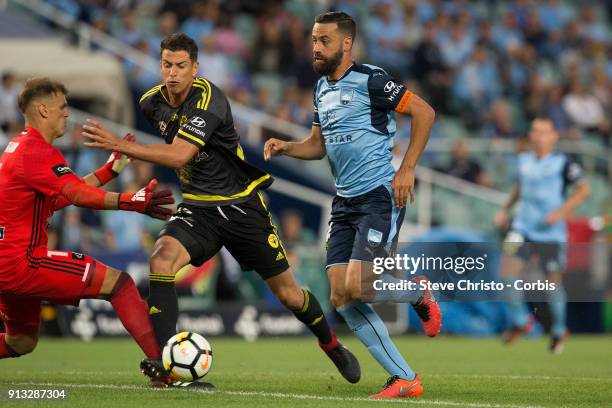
[0,77,174,373]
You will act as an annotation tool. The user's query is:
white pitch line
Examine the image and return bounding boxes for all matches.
[15,370,612,383]
[424,373,612,382]
[5,381,546,408]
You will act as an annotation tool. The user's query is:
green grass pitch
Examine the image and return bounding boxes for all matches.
[0,335,611,407]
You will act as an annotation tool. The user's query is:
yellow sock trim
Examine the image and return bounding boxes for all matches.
[149,273,176,282]
[299,289,310,313]
[309,315,324,326]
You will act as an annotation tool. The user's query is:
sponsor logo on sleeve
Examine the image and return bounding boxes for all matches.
[184,125,206,138]
[384,81,396,93]
[190,116,206,127]
[51,164,74,177]
[386,83,404,102]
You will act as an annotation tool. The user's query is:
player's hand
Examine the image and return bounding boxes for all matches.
[118,179,175,220]
[494,209,509,229]
[545,208,566,225]
[263,138,289,160]
[82,119,124,152]
[392,165,415,208]
[106,134,136,175]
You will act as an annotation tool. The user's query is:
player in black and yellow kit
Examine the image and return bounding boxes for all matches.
[82,33,360,388]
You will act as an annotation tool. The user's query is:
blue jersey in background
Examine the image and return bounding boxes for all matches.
[512,152,584,242]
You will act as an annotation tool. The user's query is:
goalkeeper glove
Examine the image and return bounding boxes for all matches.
[118,179,175,220]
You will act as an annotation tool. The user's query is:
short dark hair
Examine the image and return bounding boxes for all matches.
[17,77,67,114]
[315,12,356,41]
[160,32,198,61]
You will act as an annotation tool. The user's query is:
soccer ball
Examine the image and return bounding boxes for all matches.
[162,332,213,382]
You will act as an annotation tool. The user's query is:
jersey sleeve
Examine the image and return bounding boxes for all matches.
[562,156,585,189]
[139,86,161,129]
[23,144,81,196]
[176,87,225,149]
[367,70,413,111]
[312,84,321,127]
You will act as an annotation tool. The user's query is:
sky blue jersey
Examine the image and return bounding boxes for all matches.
[313,63,411,197]
[512,152,584,242]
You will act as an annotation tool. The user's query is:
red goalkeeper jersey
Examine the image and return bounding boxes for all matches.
[0,127,80,286]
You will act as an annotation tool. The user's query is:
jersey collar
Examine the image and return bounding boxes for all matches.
[24,126,45,141]
[326,62,355,85]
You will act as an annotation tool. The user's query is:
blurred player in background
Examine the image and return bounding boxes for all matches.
[495,116,591,353]
[264,12,439,399]
[81,32,361,388]
[0,77,173,371]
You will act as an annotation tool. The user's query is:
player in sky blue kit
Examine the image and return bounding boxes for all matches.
[264,12,440,399]
[495,116,591,354]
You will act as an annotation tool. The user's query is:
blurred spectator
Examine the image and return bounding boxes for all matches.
[453,43,501,128]
[365,0,408,78]
[249,22,284,74]
[115,9,143,46]
[437,139,493,187]
[562,79,609,135]
[492,11,523,54]
[542,84,572,134]
[522,10,547,53]
[412,22,451,113]
[537,0,572,33]
[213,12,247,58]
[539,29,566,62]
[280,209,316,251]
[439,16,475,69]
[0,72,21,135]
[578,4,609,43]
[485,99,522,139]
[591,66,610,110]
[124,40,159,94]
[149,11,179,57]
[103,181,150,252]
[198,34,232,90]
[181,0,216,44]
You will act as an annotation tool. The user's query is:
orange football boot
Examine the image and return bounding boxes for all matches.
[369,374,423,399]
[411,276,442,337]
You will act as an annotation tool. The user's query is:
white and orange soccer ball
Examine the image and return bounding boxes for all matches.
[162,332,213,382]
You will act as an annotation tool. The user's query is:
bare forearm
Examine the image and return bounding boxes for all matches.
[399,111,434,169]
[120,142,186,169]
[286,137,325,160]
[560,183,591,214]
[503,185,520,210]
[82,173,102,187]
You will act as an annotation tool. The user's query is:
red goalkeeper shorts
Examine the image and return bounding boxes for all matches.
[0,249,109,336]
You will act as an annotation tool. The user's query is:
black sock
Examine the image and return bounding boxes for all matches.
[148,273,178,352]
[292,289,333,345]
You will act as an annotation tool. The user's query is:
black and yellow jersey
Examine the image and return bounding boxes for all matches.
[139,77,272,207]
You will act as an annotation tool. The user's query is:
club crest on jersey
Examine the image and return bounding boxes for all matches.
[340,87,354,105]
[51,164,74,177]
[367,228,383,247]
[0,226,4,240]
